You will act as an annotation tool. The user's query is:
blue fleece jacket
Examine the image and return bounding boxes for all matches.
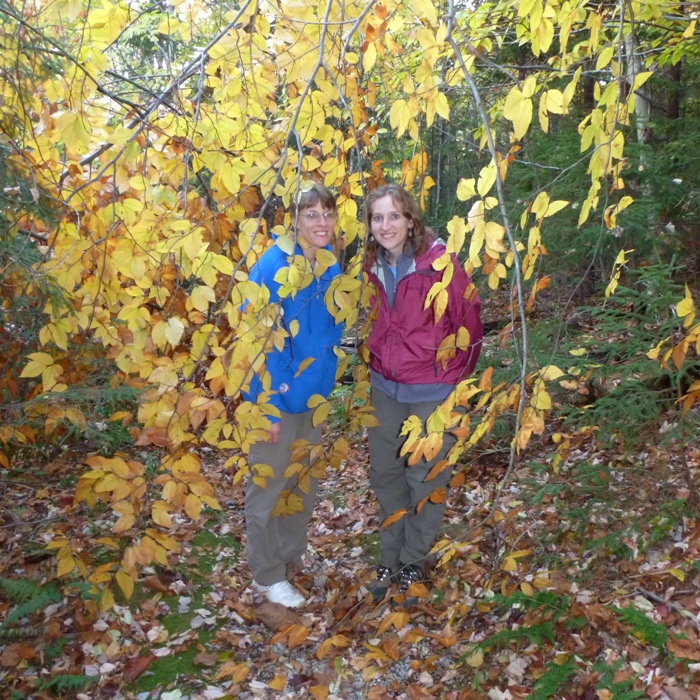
[243,242,342,421]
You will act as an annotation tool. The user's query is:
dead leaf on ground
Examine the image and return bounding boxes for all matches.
[143,575,169,592]
[255,601,301,631]
[193,649,218,666]
[123,654,155,682]
[667,637,700,660]
[663,686,695,700]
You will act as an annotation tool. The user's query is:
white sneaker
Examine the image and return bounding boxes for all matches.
[252,580,306,608]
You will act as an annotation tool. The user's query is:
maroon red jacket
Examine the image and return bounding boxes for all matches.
[364,239,483,386]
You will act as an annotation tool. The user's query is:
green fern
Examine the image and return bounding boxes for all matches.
[471,620,557,656]
[40,674,97,693]
[0,576,42,603]
[526,659,578,700]
[613,604,668,649]
[490,590,572,623]
[0,577,60,628]
[594,659,644,699]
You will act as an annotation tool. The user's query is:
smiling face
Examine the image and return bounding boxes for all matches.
[369,195,412,264]
[296,203,336,260]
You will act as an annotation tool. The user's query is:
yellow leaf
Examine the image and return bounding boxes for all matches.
[312,402,330,427]
[190,286,216,312]
[596,45,615,71]
[446,216,467,255]
[669,568,685,582]
[677,284,696,327]
[58,111,92,153]
[100,587,115,612]
[306,393,326,409]
[539,365,564,380]
[545,89,565,115]
[56,552,75,577]
[502,88,532,140]
[363,41,377,72]
[476,161,497,197]
[501,556,517,571]
[456,178,476,201]
[531,390,551,410]
[215,661,249,683]
[116,569,135,599]
[269,676,287,691]
[20,352,55,378]
[544,200,569,217]
[464,647,484,668]
[295,357,315,377]
[185,493,203,520]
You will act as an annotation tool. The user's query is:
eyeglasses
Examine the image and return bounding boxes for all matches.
[301,210,337,222]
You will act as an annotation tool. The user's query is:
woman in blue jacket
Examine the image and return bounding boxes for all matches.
[243,183,342,608]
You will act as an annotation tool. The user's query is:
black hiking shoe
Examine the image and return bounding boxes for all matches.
[369,565,394,602]
[396,564,426,606]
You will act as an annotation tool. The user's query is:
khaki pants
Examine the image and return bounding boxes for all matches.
[368,388,457,570]
[245,411,322,585]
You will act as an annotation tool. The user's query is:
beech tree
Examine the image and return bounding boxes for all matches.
[1,0,698,610]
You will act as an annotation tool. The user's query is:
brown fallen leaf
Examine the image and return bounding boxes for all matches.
[122,654,155,682]
[193,649,218,666]
[255,601,301,631]
[143,575,169,593]
[663,687,695,700]
[667,637,700,660]
[309,685,329,700]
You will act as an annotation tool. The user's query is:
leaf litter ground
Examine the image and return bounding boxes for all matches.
[1,425,699,700]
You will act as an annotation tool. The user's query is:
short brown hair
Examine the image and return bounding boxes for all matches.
[364,183,433,261]
[295,182,337,213]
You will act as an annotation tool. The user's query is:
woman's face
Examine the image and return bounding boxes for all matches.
[369,195,412,263]
[297,202,336,260]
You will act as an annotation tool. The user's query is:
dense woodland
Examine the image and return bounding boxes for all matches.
[1,0,700,697]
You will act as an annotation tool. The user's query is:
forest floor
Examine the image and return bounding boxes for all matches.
[1,411,699,700]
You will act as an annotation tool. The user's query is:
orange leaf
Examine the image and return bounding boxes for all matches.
[429,487,446,504]
[479,366,494,391]
[381,634,401,661]
[268,675,286,691]
[287,624,309,648]
[316,639,332,660]
[381,509,407,528]
[309,685,329,700]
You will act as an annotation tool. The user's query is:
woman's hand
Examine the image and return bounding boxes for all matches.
[268,422,281,444]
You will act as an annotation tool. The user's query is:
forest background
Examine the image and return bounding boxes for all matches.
[1,0,700,697]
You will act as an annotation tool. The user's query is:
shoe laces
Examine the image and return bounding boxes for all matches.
[398,564,424,592]
[376,566,393,584]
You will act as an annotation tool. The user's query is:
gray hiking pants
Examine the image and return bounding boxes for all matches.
[245,411,322,586]
[368,388,457,571]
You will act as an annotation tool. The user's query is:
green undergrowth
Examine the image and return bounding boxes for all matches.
[483,262,699,450]
[129,524,236,693]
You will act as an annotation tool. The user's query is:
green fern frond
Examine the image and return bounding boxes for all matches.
[613,604,668,649]
[0,576,42,604]
[491,590,571,623]
[40,674,97,692]
[473,620,556,654]
[594,659,645,700]
[526,659,578,699]
[0,579,60,628]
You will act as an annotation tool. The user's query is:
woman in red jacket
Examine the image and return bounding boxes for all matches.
[363,184,483,602]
